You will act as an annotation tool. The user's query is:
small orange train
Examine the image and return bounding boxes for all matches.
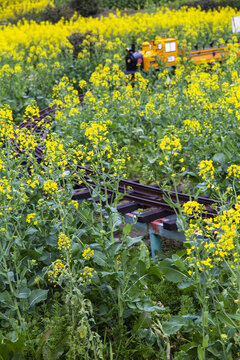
[125,38,240,74]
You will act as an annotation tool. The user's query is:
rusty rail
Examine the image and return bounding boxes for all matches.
[15,96,220,227]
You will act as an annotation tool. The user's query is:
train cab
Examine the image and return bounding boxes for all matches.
[142,38,178,71]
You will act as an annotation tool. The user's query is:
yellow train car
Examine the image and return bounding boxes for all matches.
[125,38,240,74]
[141,38,178,70]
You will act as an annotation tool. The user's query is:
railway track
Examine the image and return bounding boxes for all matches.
[15,96,220,230]
[71,173,218,229]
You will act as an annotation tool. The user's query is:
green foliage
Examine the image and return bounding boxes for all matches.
[148,276,181,314]
[69,0,99,16]
[0,138,166,358]
[100,0,146,10]
[2,4,240,359]
[6,0,99,26]
[39,4,74,23]
[180,0,240,11]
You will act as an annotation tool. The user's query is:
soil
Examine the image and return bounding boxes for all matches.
[116,225,184,255]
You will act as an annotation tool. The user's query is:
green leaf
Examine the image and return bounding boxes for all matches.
[207,346,221,357]
[136,260,147,277]
[39,251,56,265]
[148,156,158,164]
[213,153,226,164]
[177,281,194,290]
[123,223,132,237]
[126,237,141,248]
[158,259,189,283]
[19,249,42,260]
[186,171,197,177]
[227,313,240,321]
[25,227,38,235]
[76,229,86,238]
[35,329,52,360]
[163,315,191,335]
[172,254,187,272]
[0,312,9,321]
[203,334,209,348]
[0,337,25,359]
[106,242,122,256]
[137,302,164,312]
[29,289,48,307]
[0,291,15,308]
[93,250,108,267]
[133,312,152,333]
[14,287,31,299]
[162,319,184,335]
[180,342,198,352]
[101,271,118,278]
[110,212,122,229]
[203,311,208,327]
[197,345,204,360]
[46,235,57,247]
[147,264,164,279]
[217,312,236,328]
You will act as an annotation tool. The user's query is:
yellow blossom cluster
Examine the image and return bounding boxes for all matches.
[0,64,22,79]
[71,200,79,209]
[26,177,39,189]
[226,164,240,179]
[183,201,205,217]
[79,266,96,284]
[0,157,6,172]
[0,1,54,22]
[198,160,215,180]
[82,120,112,145]
[0,179,12,199]
[159,135,182,154]
[78,122,130,178]
[185,202,240,271]
[89,64,125,89]
[184,119,201,136]
[58,232,71,251]
[51,76,80,119]
[143,101,160,119]
[43,179,58,195]
[26,212,37,225]
[133,72,149,91]
[24,102,40,121]
[0,106,14,145]
[48,259,68,285]
[15,128,38,155]
[82,248,94,260]
[43,133,69,172]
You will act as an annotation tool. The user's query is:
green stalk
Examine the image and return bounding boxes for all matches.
[2,251,23,327]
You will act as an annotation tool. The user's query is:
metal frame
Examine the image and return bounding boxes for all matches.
[125,213,186,260]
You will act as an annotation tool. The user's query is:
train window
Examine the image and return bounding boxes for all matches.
[167,56,175,62]
[157,43,162,50]
[165,42,176,52]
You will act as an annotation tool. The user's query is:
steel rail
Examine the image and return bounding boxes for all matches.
[15,98,220,218]
[73,174,218,217]
[76,165,219,209]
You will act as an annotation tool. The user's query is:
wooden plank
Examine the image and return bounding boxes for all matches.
[129,178,140,183]
[162,214,177,230]
[72,189,91,200]
[117,202,139,214]
[138,208,172,223]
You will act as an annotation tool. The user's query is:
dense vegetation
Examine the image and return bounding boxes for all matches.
[1,2,240,359]
[3,0,240,24]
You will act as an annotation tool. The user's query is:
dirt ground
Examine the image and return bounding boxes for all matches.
[117,225,184,255]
